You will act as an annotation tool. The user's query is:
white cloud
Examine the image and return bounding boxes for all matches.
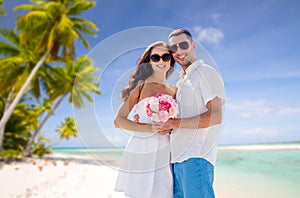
[192,26,224,44]
[227,100,300,118]
[241,128,278,137]
[220,126,282,145]
[209,13,221,23]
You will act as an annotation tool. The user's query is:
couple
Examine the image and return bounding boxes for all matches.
[114,28,225,198]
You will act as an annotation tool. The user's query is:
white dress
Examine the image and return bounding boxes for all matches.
[114,98,173,198]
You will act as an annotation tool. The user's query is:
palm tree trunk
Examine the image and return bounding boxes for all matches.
[0,87,15,153]
[46,137,63,150]
[0,48,51,153]
[5,87,15,112]
[24,93,67,156]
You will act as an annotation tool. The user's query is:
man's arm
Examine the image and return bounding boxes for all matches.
[158,97,223,134]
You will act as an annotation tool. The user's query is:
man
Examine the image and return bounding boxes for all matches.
[159,28,225,197]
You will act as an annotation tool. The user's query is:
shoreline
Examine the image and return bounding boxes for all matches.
[52,142,300,152]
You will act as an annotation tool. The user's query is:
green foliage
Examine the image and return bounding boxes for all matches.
[0,0,100,156]
[0,98,52,159]
[0,0,6,15]
[43,55,101,108]
[14,0,98,63]
[67,1,96,15]
[0,149,23,159]
[31,136,52,157]
[56,117,77,140]
[2,102,41,147]
[0,28,43,99]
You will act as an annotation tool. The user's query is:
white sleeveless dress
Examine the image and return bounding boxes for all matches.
[114,98,173,198]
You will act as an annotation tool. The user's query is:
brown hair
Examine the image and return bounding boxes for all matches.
[120,41,175,100]
[168,28,193,42]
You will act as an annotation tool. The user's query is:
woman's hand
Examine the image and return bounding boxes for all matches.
[133,114,140,123]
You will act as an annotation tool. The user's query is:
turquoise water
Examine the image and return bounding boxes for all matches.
[217,149,300,180]
[53,146,300,197]
[52,148,124,166]
[216,149,300,197]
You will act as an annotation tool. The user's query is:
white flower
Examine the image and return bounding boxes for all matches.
[149,98,159,112]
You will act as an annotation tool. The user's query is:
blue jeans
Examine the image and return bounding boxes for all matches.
[173,158,215,198]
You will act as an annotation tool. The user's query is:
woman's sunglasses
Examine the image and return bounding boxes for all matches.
[150,53,171,62]
[169,41,189,53]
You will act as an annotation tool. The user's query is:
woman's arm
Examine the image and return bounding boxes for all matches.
[114,82,158,133]
[114,99,155,132]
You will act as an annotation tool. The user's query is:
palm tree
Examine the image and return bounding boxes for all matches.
[0,28,62,155]
[0,28,46,99]
[24,56,101,156]
[0,0,6,15]
[0,28,26,97]
[0,0,98,152]
[0,28,42,152]
[47,117,77,149]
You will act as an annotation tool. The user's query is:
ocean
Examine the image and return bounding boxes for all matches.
[215,147,300,197]
[53,144,300,198]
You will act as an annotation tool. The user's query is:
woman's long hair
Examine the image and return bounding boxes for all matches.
[120,41,175,101]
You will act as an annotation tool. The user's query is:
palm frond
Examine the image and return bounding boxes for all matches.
[67,1,96,16]
[13,4,41,12]
[70,17,98,32]
[75,30,90,49]
[0,41,20,56]
[0,28,20,47]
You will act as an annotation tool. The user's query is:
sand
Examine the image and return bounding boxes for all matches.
[0,154,125,198]
[3,143,298,198]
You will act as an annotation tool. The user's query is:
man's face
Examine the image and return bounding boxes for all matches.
[168,34,195,67]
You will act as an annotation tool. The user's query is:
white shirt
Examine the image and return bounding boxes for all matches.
[170,60,226,166]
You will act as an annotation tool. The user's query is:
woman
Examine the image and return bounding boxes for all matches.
[114,41,176,198]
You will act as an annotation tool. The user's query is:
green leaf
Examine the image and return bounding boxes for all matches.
[67,1,96,15]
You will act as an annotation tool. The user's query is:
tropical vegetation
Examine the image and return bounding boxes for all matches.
[0,0,100,159]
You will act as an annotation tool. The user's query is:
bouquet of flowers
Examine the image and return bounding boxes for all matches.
[144,93,178,122]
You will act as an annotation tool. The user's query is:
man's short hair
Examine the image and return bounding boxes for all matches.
[168,28,193,42]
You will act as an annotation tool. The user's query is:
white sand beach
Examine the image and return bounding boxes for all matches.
[1,143,299,198]
[0,154,126,198]
[0,153,234,198]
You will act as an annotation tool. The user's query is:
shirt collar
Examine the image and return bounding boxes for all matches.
[180,59,204,77]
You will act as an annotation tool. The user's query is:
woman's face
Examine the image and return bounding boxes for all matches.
[149,46,171,74]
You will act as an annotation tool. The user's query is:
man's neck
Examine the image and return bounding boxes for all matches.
[181,58,198,75]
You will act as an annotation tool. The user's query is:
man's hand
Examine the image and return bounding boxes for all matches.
[151,121,165,133]
[159,118,179,131]
[157,129,172,135]
[157,118,180,135]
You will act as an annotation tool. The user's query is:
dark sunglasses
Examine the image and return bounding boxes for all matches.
[150,53,171,62]
[169,41,189,53]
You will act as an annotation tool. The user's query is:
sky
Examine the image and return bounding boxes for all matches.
[1,0,300,147]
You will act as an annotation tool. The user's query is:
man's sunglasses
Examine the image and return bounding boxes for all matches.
[150,53,171,62]
[169,41,189,53]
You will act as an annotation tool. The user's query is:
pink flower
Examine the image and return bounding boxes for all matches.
[158,111,169,122]
[155,93,163,98]
[159,100,171,111]
[146,104,153,117]
[168,106,176,118]
[151,113,160,122]
[144,93,178,122]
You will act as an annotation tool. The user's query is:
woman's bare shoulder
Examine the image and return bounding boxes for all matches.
[168,83,177,93]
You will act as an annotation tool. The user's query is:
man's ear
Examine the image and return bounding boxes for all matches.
[192,41,196,50]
